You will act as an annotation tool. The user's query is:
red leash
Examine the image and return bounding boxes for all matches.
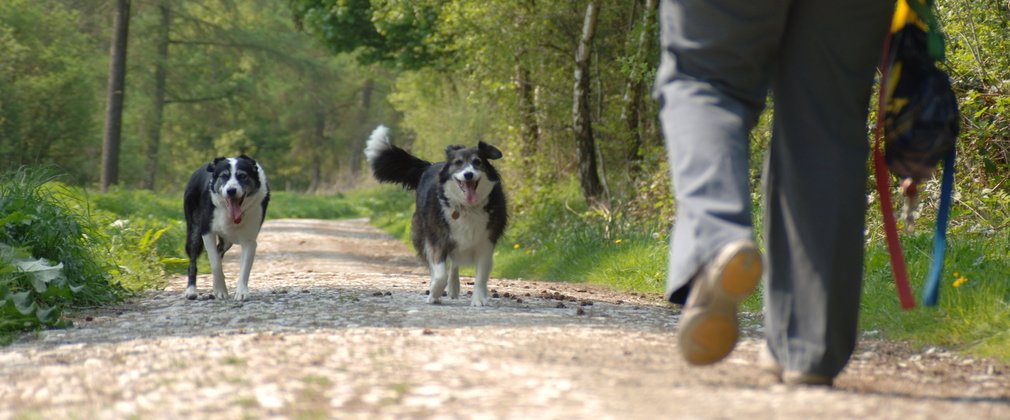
[873,28,917,310]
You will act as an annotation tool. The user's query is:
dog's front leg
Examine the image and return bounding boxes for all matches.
[202,233,229,300]
[427,259,449,304]
[447,260,460,299]
[234,241,256,301]
[471,251,493,307]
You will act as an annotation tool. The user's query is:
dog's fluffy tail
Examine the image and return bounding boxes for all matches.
[364,125,431,190]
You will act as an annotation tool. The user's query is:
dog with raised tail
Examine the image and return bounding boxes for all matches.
[183,155,269,301]
[365,125,507,306]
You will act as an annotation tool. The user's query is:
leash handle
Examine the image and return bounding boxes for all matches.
[922,147,956,306]
[874,26,917,310]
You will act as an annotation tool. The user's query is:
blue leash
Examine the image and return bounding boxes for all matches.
[922,146,956,306]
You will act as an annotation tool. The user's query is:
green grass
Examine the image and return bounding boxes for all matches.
[96,189,365,221]
[861,233,1010,360]
[267,191,363,219]
[495,235,666,293]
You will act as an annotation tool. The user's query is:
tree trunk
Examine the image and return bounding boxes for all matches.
[143,2,170,190]
[621,0,657,177]
[513,59,539,163]
[572,0,605,205]
[307,109,326,193]
[100,0,130,192]
[349,78,374,182]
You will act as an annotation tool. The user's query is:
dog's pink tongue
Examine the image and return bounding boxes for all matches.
[226,198,243,224]
[464,181,478,204]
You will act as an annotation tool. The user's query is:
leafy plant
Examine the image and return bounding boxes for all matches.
[0,168,127,335]
[0,244,77,330]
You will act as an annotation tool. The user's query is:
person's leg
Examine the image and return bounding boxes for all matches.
[656,0,788,305]
[763,0,894,379]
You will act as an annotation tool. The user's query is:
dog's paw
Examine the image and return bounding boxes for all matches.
[470,295,488,307]
[427,295,442,304]
[234,288,249,301]
[184,286,198,300]
[213,288,230,301]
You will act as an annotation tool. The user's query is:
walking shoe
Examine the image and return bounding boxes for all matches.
[758,344,834,387]
[782,371,834,387]
[677,239,762,366]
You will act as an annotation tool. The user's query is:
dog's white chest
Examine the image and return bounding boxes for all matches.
[445,207,493,262]
[211,205,263,244]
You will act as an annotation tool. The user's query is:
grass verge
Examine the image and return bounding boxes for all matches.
[861,233,1010,360]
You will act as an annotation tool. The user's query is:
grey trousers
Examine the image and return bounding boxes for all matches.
[656,0,894,377]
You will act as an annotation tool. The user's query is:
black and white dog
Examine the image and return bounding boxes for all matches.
[365,126,507,306]
[183,155,269,301]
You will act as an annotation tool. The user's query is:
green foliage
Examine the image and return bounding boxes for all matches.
[296,0,667,215]
[95,188,181,221]
[93,188,187,279]
[387,70,501,160]
[0,0,400,192]
[0,0,99,181]
[291,0,450,69]
[123,0,399,192]
[935,0,1010,200]
[0,168,127,336]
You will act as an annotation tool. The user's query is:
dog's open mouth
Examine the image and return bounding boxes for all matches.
[226,196,244,224]
[458,179,479,204]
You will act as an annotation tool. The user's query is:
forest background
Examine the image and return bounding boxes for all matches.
[1,0,1009,357]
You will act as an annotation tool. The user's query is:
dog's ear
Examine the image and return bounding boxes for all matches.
[445,145,466,160]
[478,142,503,160]
[238,154,256,164]
[206,157,226,172]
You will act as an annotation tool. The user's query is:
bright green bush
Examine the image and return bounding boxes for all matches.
[0,169,127,338]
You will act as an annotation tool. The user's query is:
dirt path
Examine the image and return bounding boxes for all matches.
[1,218,1008,419]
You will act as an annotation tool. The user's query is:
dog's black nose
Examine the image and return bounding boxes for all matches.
[463,172,474,180]
[226,188,238,197]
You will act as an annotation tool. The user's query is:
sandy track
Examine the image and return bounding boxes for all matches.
[1,218,1007,419]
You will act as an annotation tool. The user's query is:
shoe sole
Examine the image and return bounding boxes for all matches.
[783,371,834,387]
[679,308,738,365]
[717,243,763,299]
[679,243,762,365]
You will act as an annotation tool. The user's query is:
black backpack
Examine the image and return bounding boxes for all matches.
[875,0,958,308]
